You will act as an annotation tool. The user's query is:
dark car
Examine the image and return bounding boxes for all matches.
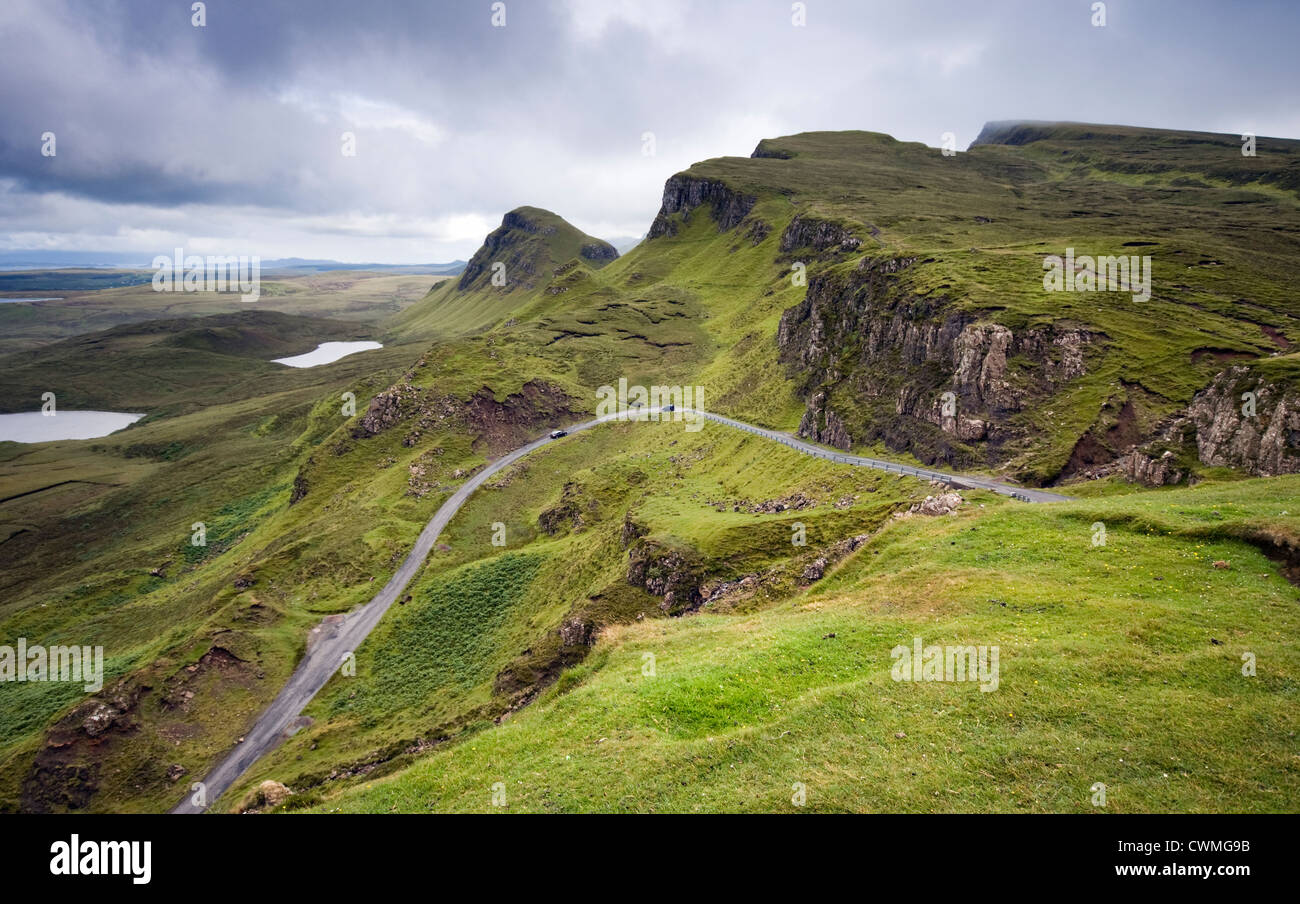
[663,404,675,412]
[549,429,567,439]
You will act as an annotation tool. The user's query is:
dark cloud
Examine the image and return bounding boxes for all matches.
[0,0,1297,261]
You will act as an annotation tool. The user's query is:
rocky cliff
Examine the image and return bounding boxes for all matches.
[1185,366,1300,476]
[777,255,1095,472]
[647,174,756,238]
[1117,366,1300,484]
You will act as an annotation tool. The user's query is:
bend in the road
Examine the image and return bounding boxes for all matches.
[172,407,1067,812]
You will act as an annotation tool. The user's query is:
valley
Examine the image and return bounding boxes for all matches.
[1,123,1297,815]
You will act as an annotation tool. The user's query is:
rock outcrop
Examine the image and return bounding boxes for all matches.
[779,216,863,254]
[456,206,617,292]
[906,492,965,517]
[580,241,618,263]
[1115,366,1300,485]
[538,482,595,535]
[648,175,756,238]
[1118,448,1187,486]
[458,208,546,289]
[626,538,706,615]
[257,780,292,808]
[778,256,1095,470]
[351,379,575,456]
[1184,366,1300,476]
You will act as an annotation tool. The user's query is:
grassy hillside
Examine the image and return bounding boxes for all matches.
[2,124,1297,814]
[309,474,1300,813]
[687,126,1299,480]
[388,207,619,340]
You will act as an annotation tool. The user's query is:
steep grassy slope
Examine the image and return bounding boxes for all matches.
[0,319,439,811]
[217,420,925,809]
[308,474,1300,814]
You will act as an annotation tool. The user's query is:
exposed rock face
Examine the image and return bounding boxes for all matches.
[352,382,423,439]
[801,558,828,583]
[458,209,546,289]
[580,241,618,263]
[20,681,146,812]
[620,513,647,548]
[289,470,309,505]
[798,391,852,450]
[648,175,756,238]
[455,207,616,292]
[538,482,594,535]
[462,381,577,455]
[1185,366,1300,476]
[558,617,596,647]
[906,492,965,517]
[1073,366,1299,486]
[1119,449,1186,486]
[626,539,706,615]
[352,379,575,456]
[778,257,1095,470]
[701,532,873,603]
[257,780,292,808]
[750,139,794,159]
[779,216,862,254]
[1116,366,1300,485]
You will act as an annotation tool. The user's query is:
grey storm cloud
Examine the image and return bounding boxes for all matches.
[1,0,1298,262]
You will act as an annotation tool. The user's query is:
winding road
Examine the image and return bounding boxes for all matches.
[171,407,1068,813]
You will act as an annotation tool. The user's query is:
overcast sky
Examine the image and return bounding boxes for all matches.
[1,0,1297,263]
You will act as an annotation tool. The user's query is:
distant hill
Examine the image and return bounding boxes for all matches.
[0,252,466,276]
[387,206,618,339]
[259,259,466,276]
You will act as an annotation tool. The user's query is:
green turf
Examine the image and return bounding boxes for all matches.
[2,123,1297,814]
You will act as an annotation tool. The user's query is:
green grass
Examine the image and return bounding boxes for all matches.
[306,475,1300,813]
[3,122,1298,814]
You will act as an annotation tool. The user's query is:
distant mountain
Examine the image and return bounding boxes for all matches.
[386,206,618,339]
[0,251,466,276]
[456,206,618,292]
[260,258,467,276]
[0,251,152,270]
[612,236,644,255]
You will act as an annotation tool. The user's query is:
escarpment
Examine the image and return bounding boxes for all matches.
[776,249,1297,485]
[779,215,864,254]
[647,174,756,238]
[777,256,1095,472]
